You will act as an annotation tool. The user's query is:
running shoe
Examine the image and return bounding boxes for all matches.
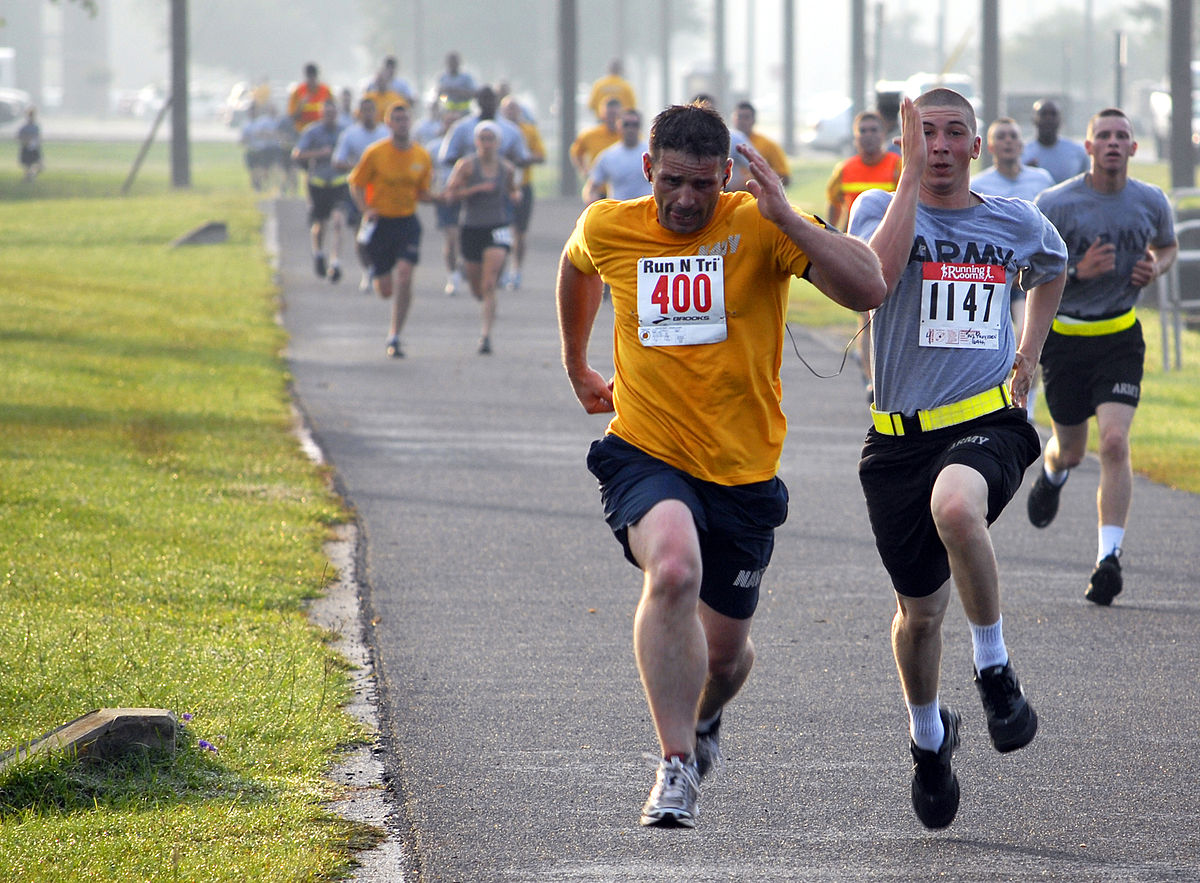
[478,335,492,355]
[1026,471,1065,528]
[1086,553,1123,606]
[974,661,1038,753]
[385,336,403,359]
[329,263,342,284]
[506,270,522,291]
[910,707,961,830]
[694,714,724,781]
[639,756,700,828]
[444,269,463,296]
[313,253,327,279]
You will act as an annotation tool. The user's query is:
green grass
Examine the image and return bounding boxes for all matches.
[0,141,371,881]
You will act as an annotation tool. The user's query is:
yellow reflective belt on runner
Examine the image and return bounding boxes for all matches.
[1051,307,1136,337]
[871,384,1013,436]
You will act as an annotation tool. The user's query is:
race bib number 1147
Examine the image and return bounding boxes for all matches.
[919,261,1005,349]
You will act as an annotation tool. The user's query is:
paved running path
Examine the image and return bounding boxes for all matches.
[279,194,1200,882]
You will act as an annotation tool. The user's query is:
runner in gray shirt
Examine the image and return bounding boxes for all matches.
[1026,107,1177,606]
[583,108,652,203]
[1021,99,1089,183]
[849,90,1066,831]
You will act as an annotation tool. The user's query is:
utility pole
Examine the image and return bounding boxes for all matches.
[661,0,672,110]
[979,0,1000,169]
[782,0,795,154]
[558,0,578,197]
[170,0,190,189]
[1169,0,1194,190]
[714,0,728,110]
[850,0,866,115]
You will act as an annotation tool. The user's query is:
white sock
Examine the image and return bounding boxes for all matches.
[696,710,721,735]
[970,617,1009,672]
[1043,464,1069,486]
[909,698,944,752]
[1098,525,1125,563]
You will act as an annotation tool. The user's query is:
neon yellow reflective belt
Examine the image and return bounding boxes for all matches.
[871,384,1012,436]
[1052,308,1136,337]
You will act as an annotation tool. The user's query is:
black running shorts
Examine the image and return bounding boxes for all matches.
[307,181,350,223]
[586,433,789,620]
[459,224,513,262]
[362,214,422,276]
[1041,321,1145,426]
[858,408,1040,598]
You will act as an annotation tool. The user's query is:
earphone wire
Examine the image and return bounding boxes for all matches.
[785,311,874,379]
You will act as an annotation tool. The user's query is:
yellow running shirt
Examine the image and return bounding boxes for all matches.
[349,139,433,219]
[564,191,822,485]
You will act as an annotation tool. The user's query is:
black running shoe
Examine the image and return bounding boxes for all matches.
[910,707,961,830]
[314,253,327,279]
[694,713,723,781]
[385,336,403,359]
[1027,471,1065,528]
[329,263,342,284]
[1086,553,1123,606]
[974,661,1038,753]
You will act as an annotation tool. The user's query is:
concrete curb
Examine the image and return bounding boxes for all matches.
[263,198,408,881]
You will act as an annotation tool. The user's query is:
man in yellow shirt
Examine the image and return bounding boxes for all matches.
[587,59,637,119]
[569,98,622,180]
[557,103,885,828]
[733,101,790,185]
[349,101,434,359]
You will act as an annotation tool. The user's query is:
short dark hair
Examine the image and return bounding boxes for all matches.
[913,88,977,135]
[1087,107,1132,139]
[736,100,756,115]
[853,110,883,130]
[648,104,730,163]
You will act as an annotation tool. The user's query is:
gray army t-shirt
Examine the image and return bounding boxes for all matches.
[850,190,1067,415]
[1035,174,1174,320]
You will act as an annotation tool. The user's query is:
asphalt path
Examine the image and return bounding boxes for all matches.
[279,194,1200,882]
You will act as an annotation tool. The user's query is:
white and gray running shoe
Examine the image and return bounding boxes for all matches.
[639,755,700,828]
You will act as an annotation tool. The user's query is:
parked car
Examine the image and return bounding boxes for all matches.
[802,94,853,154]
[0,86,30,126]
[902,71,980,113]
[1148,65,1200,158]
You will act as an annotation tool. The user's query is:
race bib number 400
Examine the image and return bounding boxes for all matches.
[637,255,727,346]
[919,262,1006,349]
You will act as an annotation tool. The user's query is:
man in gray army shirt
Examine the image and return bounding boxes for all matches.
[1027,108,1177,606]
[849,89,1066,831]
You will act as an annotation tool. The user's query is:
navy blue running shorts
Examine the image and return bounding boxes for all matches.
[586,433,789,620]
[858,407,1040,598]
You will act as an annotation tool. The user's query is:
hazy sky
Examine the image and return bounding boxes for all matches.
[92,0,1148,119]
[729,0,1137,111]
